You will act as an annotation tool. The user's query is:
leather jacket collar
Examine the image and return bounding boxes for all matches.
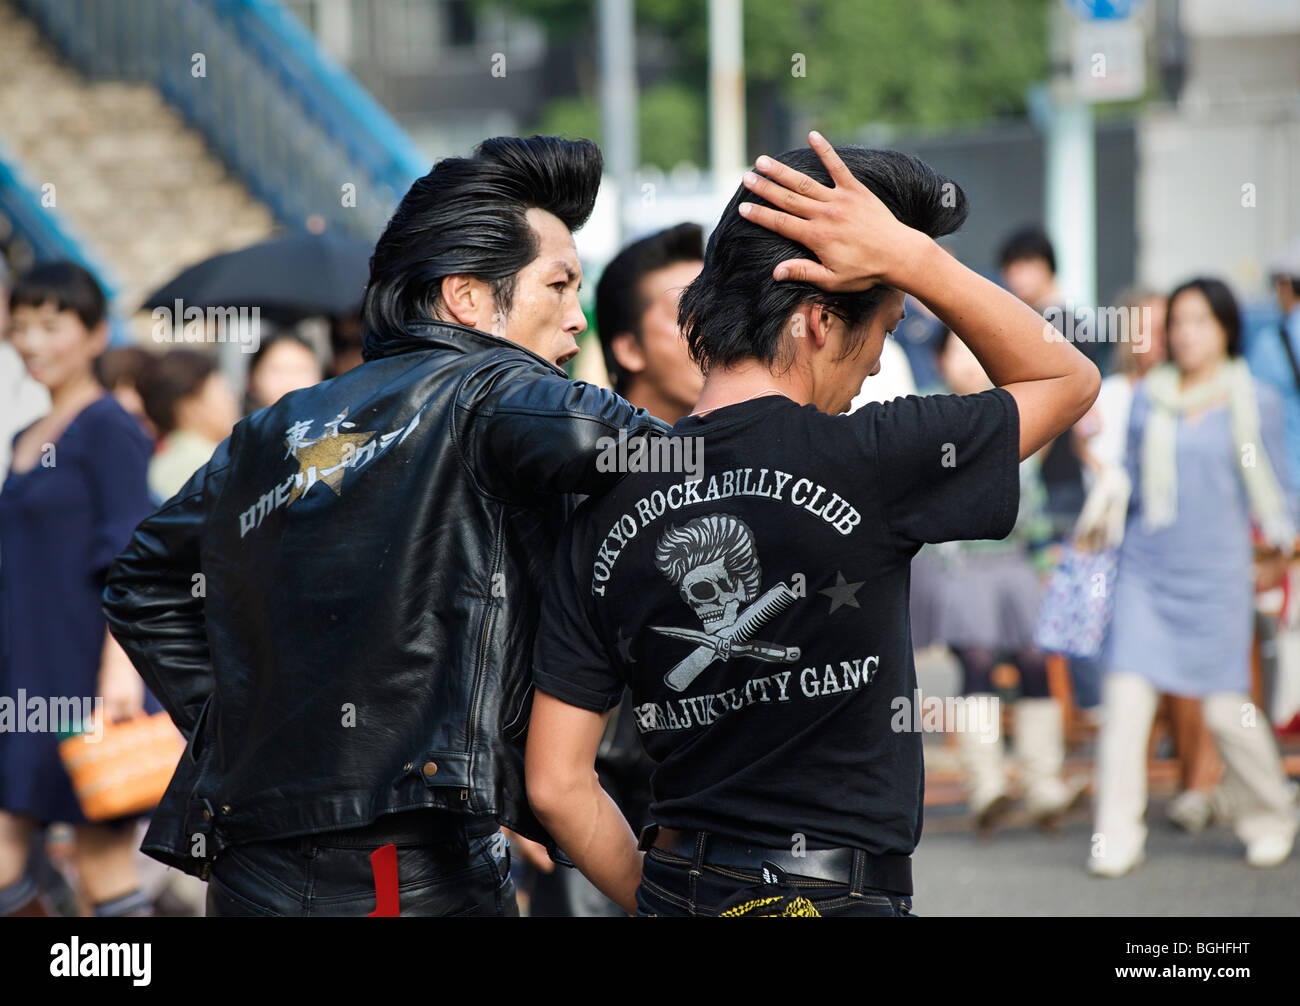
[367,317,568,378]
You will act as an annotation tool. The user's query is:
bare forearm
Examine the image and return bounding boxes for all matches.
[890,235,1093,389]
[535,777,644,914]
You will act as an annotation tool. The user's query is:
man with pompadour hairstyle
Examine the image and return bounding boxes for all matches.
[103,135,666,916]
[527,133,1098,916]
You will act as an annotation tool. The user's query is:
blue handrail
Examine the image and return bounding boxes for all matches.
[0,141,122,302]
[11,0,429,242]
[232,0,427,187]
[0,145,131,344]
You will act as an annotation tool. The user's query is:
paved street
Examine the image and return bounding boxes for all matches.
[914,792,1299,916]
[911,648,1300,916]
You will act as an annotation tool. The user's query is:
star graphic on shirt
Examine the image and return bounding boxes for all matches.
[819,571,864,614]
[615,626,636,664]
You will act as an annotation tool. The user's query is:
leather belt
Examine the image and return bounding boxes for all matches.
[298,809,498,849]
[646,825,912,895]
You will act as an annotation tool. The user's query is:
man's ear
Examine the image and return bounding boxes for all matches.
[805,304,835,350]
[610,331,647,377]
[439,274,486,328]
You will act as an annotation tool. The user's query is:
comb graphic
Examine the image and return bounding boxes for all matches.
[657,582,800,692]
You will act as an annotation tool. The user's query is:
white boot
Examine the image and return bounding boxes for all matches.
[957,695,1011,836]
[1014,697,1089,827]
[1089,672,1159,878]
[1202,693,1298,868]
[1166,789,1213,833]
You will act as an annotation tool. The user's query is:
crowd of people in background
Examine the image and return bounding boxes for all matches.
[2,211,1299,915]
[0,259,357,916]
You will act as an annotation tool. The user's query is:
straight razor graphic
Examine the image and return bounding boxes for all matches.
[652,582,800,692]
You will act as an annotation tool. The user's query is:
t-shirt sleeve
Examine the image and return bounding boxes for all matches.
[532,512,625,714]
[859,387,1021,546]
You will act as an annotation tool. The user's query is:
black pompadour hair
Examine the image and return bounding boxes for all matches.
[361,135,603,360]
[595,222,704,393]
[678,146,968,376]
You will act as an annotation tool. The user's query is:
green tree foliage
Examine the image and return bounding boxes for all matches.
[750,0,1049,132]
[499,0,1049,166]
[534,83,706,169]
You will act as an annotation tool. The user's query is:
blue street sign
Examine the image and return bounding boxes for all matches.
[1065,0,1141,19]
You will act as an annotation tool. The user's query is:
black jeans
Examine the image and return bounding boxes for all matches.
[635,845,915,918]
[205,812,518,917]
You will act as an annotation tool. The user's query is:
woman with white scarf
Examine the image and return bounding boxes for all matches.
[1089,278,1299,876]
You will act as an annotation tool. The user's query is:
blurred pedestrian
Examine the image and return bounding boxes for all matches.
[999,227,1099,541]
[1243,235,1300,496]
[1074,289,1222,824]
[595,222,705,424]
[921,330,1087,836]
[136,349,238,502]
[0,256,50,478]
[327,313,366,377]
[243,331,322,413]
[1090,277,1299,876]
[95,346,156,439]
[1074,286,1168,489]
[1067,287,1169,711]
[0,262,157,917]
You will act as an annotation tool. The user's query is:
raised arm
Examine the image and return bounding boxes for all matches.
[738,131,1100,461]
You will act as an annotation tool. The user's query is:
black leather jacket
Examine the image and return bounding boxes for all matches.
[103,319,666,877]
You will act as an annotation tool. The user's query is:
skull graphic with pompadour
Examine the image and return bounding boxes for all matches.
[651,514,801,692]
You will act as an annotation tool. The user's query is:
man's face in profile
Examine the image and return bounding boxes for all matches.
[496,206,588,368]
[820,288,906,414]
[631,258,705,413]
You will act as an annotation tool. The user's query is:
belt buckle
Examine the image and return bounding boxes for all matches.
[636,823,660,852]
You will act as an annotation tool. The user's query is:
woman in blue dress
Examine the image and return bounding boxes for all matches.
[1090,278,1299,876]
[0,262,157,916]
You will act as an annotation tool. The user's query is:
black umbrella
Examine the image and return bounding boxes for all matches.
[143,229,373,321]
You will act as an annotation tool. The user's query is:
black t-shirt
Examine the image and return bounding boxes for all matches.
[532,388,1020,856]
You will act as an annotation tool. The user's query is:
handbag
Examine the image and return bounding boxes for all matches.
[57,711,185,822]
[1033,544,1119,659]
[1034,460,1129,659]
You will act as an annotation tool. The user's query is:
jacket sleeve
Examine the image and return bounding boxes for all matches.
[458,355,671,500]
[101,437,231,739]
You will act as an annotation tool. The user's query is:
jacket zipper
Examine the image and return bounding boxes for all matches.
[463,605,495,805]
[464,521,504,805]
